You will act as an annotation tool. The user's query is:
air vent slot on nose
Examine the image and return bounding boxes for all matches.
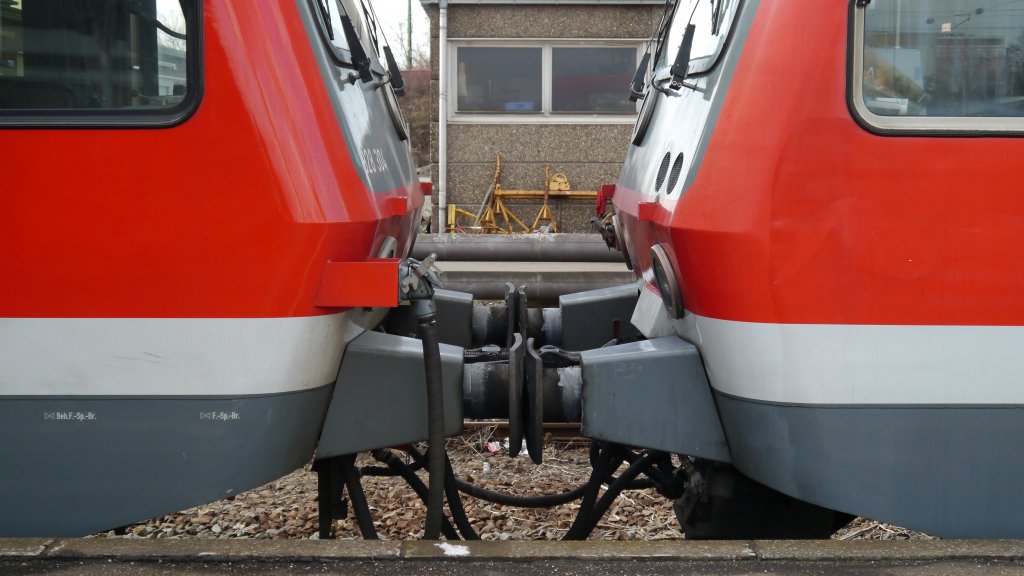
[654,152,671,191]
[666,153,685,192]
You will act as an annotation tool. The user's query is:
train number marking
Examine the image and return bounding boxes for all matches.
[360,147,388,175]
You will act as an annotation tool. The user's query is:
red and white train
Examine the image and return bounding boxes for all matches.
[0,0,421,536]
[5,0,1024,542]
[612,0,1024,537]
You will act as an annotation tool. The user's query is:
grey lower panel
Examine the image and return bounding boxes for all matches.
[581,337,730,462]
[716,393,1024,538]
[0,386,332,537]
[317,331,464,458]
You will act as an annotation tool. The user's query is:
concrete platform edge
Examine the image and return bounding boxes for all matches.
[3,539,1024,563]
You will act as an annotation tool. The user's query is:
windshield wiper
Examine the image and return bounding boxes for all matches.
[653,22,700,95]
[710,0,722,35]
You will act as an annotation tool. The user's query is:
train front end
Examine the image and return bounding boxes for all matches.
[0,0,421,536]
[613,0,1024,538]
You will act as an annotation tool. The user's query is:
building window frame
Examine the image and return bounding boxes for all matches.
[448,38,643,124]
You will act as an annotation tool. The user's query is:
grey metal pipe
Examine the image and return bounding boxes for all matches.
[462,362,581,422]
[431,261,635,302]
[440,278,636,302]
[412,234,624,263]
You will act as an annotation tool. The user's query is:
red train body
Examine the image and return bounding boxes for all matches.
[614,0,1024,537]
[0,0,420,536]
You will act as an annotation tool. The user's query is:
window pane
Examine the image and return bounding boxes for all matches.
[324,0,377,56]
[457,47,542,113]
[863,0,1024,118]
[323,0,352,52]
[552,47,636,112]
[657,0,740,74]
[0,0,190,110]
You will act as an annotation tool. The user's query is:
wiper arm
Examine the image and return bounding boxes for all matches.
[629,51,652,102]
[653,23,702,95]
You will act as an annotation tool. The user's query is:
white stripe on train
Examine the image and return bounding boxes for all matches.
[0,308,386,396]
[693,314,1024,405]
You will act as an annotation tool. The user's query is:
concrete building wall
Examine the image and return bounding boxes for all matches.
[426,3,661,233]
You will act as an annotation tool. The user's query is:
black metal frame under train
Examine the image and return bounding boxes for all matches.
[311,257,849,541]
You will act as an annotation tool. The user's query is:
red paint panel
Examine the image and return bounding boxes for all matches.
[386,196,409,217]
[0,3,420,319]
[637,202,660,223]
[316,260,400,308]
[618,2,1024,327]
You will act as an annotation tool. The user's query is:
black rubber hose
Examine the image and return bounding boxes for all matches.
[358,465,403,477]
[576,451,661,539]
[455,477,588,507]
[406,446,589,508]
[417,315,447,540]
[444,454,480,540]
[339,454,378,539]
[562,442,614,540]
[373,450,461,540]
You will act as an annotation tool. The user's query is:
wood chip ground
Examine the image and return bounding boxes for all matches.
[92,429,932,541]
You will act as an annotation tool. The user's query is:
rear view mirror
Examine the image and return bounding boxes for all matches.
[383,46,406,96]
[340,14,373,82]
[629,52,651,102]
[669,24,695,88]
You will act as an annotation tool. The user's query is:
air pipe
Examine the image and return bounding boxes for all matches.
[438,0,449,223]
[399,255,447,540]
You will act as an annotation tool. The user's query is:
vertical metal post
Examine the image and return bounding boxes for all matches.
[438,0,448,221]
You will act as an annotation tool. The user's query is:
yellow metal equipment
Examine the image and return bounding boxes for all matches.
[446,155,597,233]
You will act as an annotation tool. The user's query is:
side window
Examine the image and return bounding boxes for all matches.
[552,47,638,113]
[0,0,195,119]
[319,0,352,53]
[314,0,376,65]
[457,47,542,113]
[452,44,641,116]
[852,0,1024,132]
[655,0,740,74]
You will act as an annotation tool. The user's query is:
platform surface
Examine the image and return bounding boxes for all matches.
[4,539,1024,575]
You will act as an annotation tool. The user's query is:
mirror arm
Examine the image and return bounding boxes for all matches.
[653,75,701,96]
[340,15,373,82]
[629,52,652,102]
[670,23,696,86]
[382,46,406,96]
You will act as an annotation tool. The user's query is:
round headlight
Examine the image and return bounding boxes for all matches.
[650,244,684,319]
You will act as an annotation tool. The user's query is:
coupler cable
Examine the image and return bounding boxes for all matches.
[373,449,461,540]
[562,441,615,540]
[339,454,379,539]
[564,443,663,540]
[403,445,479,540]
[407,445,588,509]
[445,452,481,540]
[400,255,447,540]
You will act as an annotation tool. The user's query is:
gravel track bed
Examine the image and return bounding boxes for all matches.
[92,431,930,541]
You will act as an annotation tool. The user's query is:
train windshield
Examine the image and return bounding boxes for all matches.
[656,0,740,74]
[0,0,190,111]
[859,0,1024,120]
[320,0,378,59]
